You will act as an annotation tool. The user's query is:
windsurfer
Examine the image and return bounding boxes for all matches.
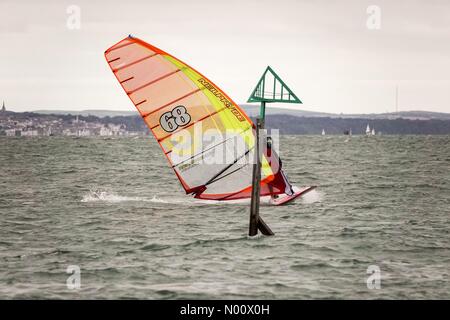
[266,136,294,198]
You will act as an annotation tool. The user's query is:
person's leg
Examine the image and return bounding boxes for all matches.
[266,136,277,199]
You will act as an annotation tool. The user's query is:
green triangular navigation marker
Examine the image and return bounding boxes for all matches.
[247,66,302,104]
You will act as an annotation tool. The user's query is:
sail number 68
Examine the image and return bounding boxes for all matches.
[159,105,191,132]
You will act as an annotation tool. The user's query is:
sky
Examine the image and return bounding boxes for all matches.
[1,0,449,114]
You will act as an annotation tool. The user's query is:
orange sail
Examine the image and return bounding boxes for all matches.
[104,36,288,200]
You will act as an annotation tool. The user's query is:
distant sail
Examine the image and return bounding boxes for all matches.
[321,129,325,136]
[371,128,375,135]
[366,124,371,135]
[104,36,289,200]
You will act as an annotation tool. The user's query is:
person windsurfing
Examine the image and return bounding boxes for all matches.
[265,135,295,198]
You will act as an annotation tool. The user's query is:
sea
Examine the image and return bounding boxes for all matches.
[0,135,449,299]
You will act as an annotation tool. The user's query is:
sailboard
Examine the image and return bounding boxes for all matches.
[269,186,316,206]
[104,36,310,204]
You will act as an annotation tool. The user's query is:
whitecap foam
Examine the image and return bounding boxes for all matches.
[81,189,322,205]
[81,190,168,204]
[299,189,322,204]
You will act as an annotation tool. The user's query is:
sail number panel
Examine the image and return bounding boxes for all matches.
[159,105,191,132]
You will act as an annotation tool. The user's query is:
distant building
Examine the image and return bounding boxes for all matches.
[99,126,113,136]
[5,129,16,136]
[21,129,38,136]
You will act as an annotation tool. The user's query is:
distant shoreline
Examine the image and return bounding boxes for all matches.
[19,106,450,121]
[1,110,450,136]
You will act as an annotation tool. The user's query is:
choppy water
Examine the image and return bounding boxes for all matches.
[0,135,449,299]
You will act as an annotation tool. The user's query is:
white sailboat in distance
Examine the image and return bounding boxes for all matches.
[366,124,371,136]
[322,129,325,136]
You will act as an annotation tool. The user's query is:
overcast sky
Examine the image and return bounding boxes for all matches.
[1,0,449,114]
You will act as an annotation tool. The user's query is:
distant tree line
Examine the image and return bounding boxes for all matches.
[8,112,148,132]
[4,111,450,135]
[263,115,450,135]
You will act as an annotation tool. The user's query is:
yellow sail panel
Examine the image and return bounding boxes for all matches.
[105,36,275,199]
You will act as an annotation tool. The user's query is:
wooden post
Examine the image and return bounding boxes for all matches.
[249,118,274,236]
[249,118,262,236]
[246,66,302,237]
[259,101,266,129]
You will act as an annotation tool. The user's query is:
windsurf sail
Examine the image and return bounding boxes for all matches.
[104,36,289,200]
